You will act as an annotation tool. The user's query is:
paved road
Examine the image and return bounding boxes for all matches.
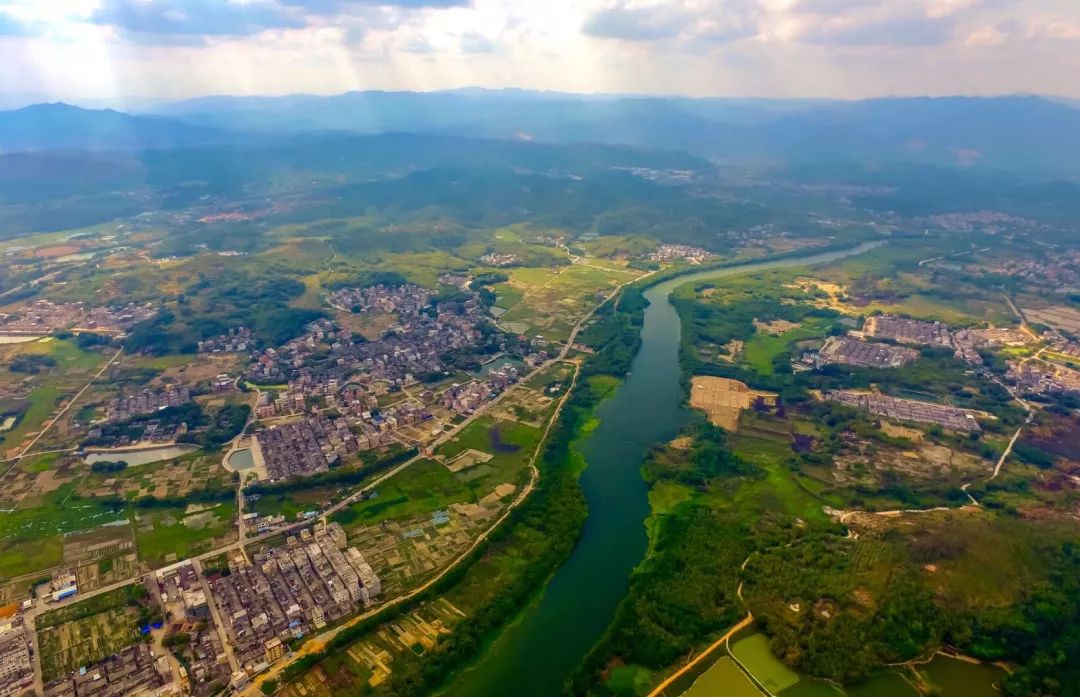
[22,573,142,694]
[192,557,241,673]
[646,614,755,697]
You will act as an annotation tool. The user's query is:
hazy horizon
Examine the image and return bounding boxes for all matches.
[2,0,1079,107]
[3,86,1078,115]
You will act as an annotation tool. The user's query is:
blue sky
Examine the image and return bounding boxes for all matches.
[0,0,1078,105]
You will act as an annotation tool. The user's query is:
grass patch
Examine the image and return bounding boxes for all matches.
[132,503,233,566]
[742,318,831,375]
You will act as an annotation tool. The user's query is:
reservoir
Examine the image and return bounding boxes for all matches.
[84,444,198,467]
[446,242,883,696]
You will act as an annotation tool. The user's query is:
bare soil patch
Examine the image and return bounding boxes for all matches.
[690,376,778,431]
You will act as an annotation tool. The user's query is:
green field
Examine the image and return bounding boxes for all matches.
[741,318,831,375]
[0,534,63,579]
[0,384,61,448]
[331,418,539,529]
[132,503,234,566]
[683,656,762,697]
[331,459,474,527]
[732,634,801,694]
[0,485,125,580]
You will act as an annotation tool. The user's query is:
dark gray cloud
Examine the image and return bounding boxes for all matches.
[582,5,695,41]
[791,0,883,15]
[92,0,305,37]
[582,1,761,44]
[800,14,956,46]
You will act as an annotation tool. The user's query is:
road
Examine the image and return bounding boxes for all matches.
[916,247,990,267]
[192,557,241,673]
[242,359,582,695]
[0,259,94,303]
[235,263,648,692]
[21,573,142,695]
[646,614,755,697]
[14,260,647,695]
[0,348,123,486]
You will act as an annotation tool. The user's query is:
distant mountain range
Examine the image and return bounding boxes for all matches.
[0,103,234,152]
[2,91,1080,177]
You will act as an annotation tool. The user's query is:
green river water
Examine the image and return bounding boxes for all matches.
[445,242,884,696]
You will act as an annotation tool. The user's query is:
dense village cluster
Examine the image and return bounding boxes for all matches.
[107,386,191,423]
[0,300,158,335]
[326,284,433,314]
[478,252,519,267]
[1007,361,1080,396]
[990,250,1080,291]
[0,616,33,697]
[646,244,712,262]
[824,390,982,432]
[212,524,380,672]
[863,313,1031,367]
[247,288,489,387]
[254,416,357,479]
[153,562,231,696]
[801,314,1033,372]
[197,327,257,355]
[806,337,919,369]
[926,210,1036,233]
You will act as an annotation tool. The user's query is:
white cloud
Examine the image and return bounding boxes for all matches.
[0,0,1078,102]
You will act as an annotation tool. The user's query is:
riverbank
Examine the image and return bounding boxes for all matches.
[449,243,885,696]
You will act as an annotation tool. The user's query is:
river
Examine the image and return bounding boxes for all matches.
[445,242,883,696]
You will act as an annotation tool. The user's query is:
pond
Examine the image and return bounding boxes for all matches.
[469,355,524,378]
[227,448,256,470]
[84,444,198,467]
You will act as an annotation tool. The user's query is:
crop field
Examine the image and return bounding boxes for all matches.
[0,385,61,456]
[497,262,640,341]
[689,376,777,431]
[439,417,539,490]
[38,605,140,681]
[0,482,126,582]
[85,450,229,500]
[1022,304,1080,334]
[36,585,144,681]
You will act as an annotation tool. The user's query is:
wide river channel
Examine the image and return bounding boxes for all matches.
[446,242,883,696]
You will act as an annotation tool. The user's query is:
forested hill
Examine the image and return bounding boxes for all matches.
[149,91,1080,178]
[0,131,711,203]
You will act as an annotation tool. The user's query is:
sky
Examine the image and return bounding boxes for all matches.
[1,0,1079,107]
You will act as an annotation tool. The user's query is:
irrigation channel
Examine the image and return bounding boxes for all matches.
[445,242,884,697]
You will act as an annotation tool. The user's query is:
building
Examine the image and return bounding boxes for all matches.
[264,638,286,663]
